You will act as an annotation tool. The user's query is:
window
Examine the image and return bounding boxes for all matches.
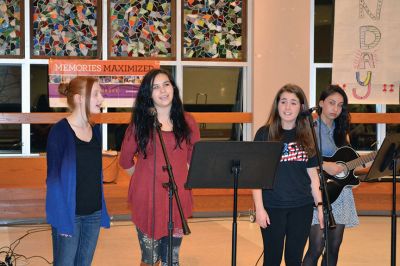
[30,65,50,153]
[0,66,22,154]
[182,67,243,140]
[314,0,334,63]
[386,104,400,135]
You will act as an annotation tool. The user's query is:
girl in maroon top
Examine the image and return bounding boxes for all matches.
[119,69,200,266]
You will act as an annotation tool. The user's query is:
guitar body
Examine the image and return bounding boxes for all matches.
[323,146,361,204]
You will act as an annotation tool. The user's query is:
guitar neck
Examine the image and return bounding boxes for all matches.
[345,151,377,170]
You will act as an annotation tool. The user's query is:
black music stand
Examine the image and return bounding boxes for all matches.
[360,133,400,266]
[186,141,283,266]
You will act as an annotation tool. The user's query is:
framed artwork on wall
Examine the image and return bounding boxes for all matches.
[31,0,102,58]
[0,0,24,58]
[182,0,246,61]
[108,0,176,60]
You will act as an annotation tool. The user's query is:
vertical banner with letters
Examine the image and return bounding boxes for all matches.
[332,0,400,104]
[48,59,160,107]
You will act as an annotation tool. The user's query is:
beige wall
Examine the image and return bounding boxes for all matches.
[252,1,311,135]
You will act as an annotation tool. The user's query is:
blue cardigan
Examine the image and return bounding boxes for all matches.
[46,118,110,235]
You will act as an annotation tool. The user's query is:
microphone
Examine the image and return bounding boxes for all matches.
[148,107,157,116]
[301,106,319,116]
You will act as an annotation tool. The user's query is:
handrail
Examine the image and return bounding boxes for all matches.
[0,112,253,124]
[350,113,400,124]
[0,112,399,125]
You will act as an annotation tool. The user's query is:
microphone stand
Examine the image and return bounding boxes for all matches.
[152,117,190,266]
[304,111,336,266]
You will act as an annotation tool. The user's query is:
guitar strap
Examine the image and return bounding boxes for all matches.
[318,117,323,156]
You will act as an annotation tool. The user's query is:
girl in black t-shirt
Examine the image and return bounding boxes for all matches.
[252,84,323,266]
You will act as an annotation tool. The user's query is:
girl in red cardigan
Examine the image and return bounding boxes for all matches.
[119,69,200,266]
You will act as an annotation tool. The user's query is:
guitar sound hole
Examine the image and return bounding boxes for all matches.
[335,162,348,179]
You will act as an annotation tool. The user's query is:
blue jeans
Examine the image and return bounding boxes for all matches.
[51,210,101,266]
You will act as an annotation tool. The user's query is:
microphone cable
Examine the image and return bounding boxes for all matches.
[254,250,264,266]
[0,226,52,265]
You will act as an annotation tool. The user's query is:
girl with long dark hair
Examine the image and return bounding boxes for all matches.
[119,69,200,266]
[303,85,359,266]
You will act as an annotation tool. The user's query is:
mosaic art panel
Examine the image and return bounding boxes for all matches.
[31,0,100,58]
[109,0,174,58]
[183,0,245,60]
[0,0,23,57]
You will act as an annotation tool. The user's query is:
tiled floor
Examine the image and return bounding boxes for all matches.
[0,216,398,265]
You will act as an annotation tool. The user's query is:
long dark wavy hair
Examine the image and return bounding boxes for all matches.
[317,84,350,147]
[266,84,315,156]
[131,68,192,158]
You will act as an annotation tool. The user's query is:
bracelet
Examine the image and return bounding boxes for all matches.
[315,202,323,207]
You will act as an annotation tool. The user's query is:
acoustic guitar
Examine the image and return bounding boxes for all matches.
[323,146,376,204]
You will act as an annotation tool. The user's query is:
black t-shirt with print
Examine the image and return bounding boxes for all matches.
[254,126,318,208]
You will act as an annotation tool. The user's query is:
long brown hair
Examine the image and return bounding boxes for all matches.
[266,84,315,156]
[58,76,98,124]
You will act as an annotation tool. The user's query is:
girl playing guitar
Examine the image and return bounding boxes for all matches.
[303,85,369,266]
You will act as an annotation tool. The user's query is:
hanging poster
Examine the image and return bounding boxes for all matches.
[48,59,160,107]
[332,0,400,104]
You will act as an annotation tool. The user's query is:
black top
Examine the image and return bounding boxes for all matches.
[254,126,318,208]
[75,133,102,215]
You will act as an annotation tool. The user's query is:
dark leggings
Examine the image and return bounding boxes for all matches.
[302,224,345,266]
[260,205,313,266]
